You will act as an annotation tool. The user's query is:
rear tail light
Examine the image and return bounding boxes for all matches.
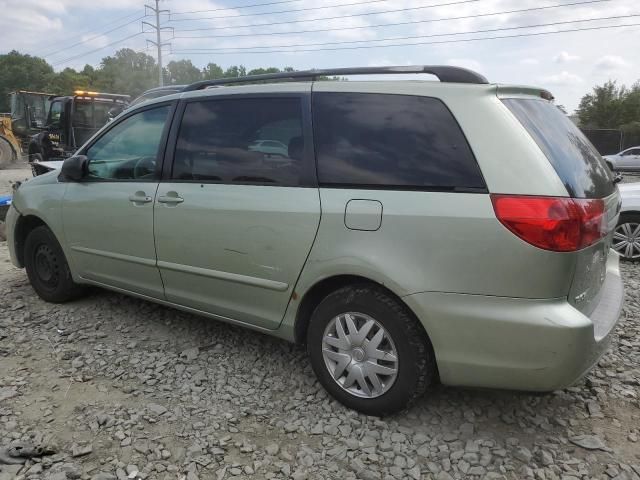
[491,194,606,252]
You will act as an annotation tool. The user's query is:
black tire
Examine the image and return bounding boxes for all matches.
[30,152,43,163]
[307,284,436,416]
[24,226,86,302]
[613,213,640,261]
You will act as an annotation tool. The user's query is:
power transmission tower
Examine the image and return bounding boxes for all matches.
[143,0,173,87]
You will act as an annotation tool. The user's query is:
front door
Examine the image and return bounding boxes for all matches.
[63,103,172,298]
[154,94,320,329]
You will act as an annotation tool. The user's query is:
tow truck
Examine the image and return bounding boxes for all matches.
[28,90,130,165]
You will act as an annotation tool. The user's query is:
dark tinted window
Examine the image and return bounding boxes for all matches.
[49,101,63,126]
[312,92,485,190]
[173,97,305,185]
[73,101,112,127]
[503,98,614,198]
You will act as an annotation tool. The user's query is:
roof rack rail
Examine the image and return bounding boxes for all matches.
[183,65,488,92]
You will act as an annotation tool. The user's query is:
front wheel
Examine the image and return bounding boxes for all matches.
[612,213,640,261]
[307,285,436,416]
[24,226,86,302]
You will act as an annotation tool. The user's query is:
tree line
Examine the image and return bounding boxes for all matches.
[0,49,295,112]
[2,48,639,147]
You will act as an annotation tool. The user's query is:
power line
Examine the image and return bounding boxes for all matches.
[170,0,397,22]
[174,13,637,51]
[175,0,482,32]
[171,21,640,55]
[170,0,303,16]
[51,32,144,67]
[41,13,146,58]
[173,0,612,39]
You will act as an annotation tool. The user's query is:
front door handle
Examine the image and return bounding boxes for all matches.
[129,192,152,204]
[157,192,184,205]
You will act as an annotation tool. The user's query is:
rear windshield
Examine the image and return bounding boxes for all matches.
[502,98,613,198]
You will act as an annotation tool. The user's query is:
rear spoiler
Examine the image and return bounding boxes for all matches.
[496,85,554,101]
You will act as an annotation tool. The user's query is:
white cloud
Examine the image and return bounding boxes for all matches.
[520,58,539,65]
[553,51,580,63]
[539,71,584,86]
[595,55,630,71]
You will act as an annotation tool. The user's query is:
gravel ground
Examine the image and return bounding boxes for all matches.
[0,242,639,480]
[0,170,639,480]
[0,164,31,196]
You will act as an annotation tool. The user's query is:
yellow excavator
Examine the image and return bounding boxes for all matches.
[0,91,53,168]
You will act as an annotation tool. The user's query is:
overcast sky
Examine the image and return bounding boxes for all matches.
[2,0,639,112]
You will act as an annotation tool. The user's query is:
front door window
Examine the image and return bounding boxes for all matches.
[85,105,169,181]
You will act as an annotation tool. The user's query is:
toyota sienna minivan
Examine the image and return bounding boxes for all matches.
[5,66,624,415]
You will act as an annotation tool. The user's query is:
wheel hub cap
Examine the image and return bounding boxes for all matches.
[351,347,366,362]
[322,312,399,399]
[612,222,640,259]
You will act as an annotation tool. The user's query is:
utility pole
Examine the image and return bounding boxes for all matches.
[143,0,172,87]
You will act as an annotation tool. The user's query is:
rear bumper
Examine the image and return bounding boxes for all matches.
[403,252,623,391]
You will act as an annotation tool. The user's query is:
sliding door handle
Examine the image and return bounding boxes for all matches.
[158,193,184,204]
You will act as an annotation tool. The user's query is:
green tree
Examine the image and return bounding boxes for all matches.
[202,62,224,80]
[46,67,91,95]
[94,48,158,99]
[164,59,202,85]
[223,65,247,78]
[0,50,54,111]
[577,80,628,128]
[247,67,281,76]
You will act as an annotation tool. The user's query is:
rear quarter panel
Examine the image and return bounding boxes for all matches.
[280,82,578,336]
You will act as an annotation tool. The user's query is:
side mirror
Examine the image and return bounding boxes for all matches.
[60,155,88,182]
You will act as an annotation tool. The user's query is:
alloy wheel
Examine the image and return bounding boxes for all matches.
[613,222,640,260]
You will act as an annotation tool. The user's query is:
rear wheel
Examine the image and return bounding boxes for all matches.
[613,213,640,261]
[24,226,86,302]
[30,152,43,163]
[307,284,435,416]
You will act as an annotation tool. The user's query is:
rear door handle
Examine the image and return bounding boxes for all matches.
[157,193,184,204]
[129,192,152,204]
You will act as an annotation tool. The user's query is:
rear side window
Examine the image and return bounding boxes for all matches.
[502,98,614,198]
[312,92,485,190]
[173,97,305,186]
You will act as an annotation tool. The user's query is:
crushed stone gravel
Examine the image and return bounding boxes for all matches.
[1,227,639,479]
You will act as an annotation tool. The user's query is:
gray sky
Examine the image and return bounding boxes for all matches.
[2,0,639,112]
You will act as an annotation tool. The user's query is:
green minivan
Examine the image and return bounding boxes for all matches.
[5,66,624,415]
